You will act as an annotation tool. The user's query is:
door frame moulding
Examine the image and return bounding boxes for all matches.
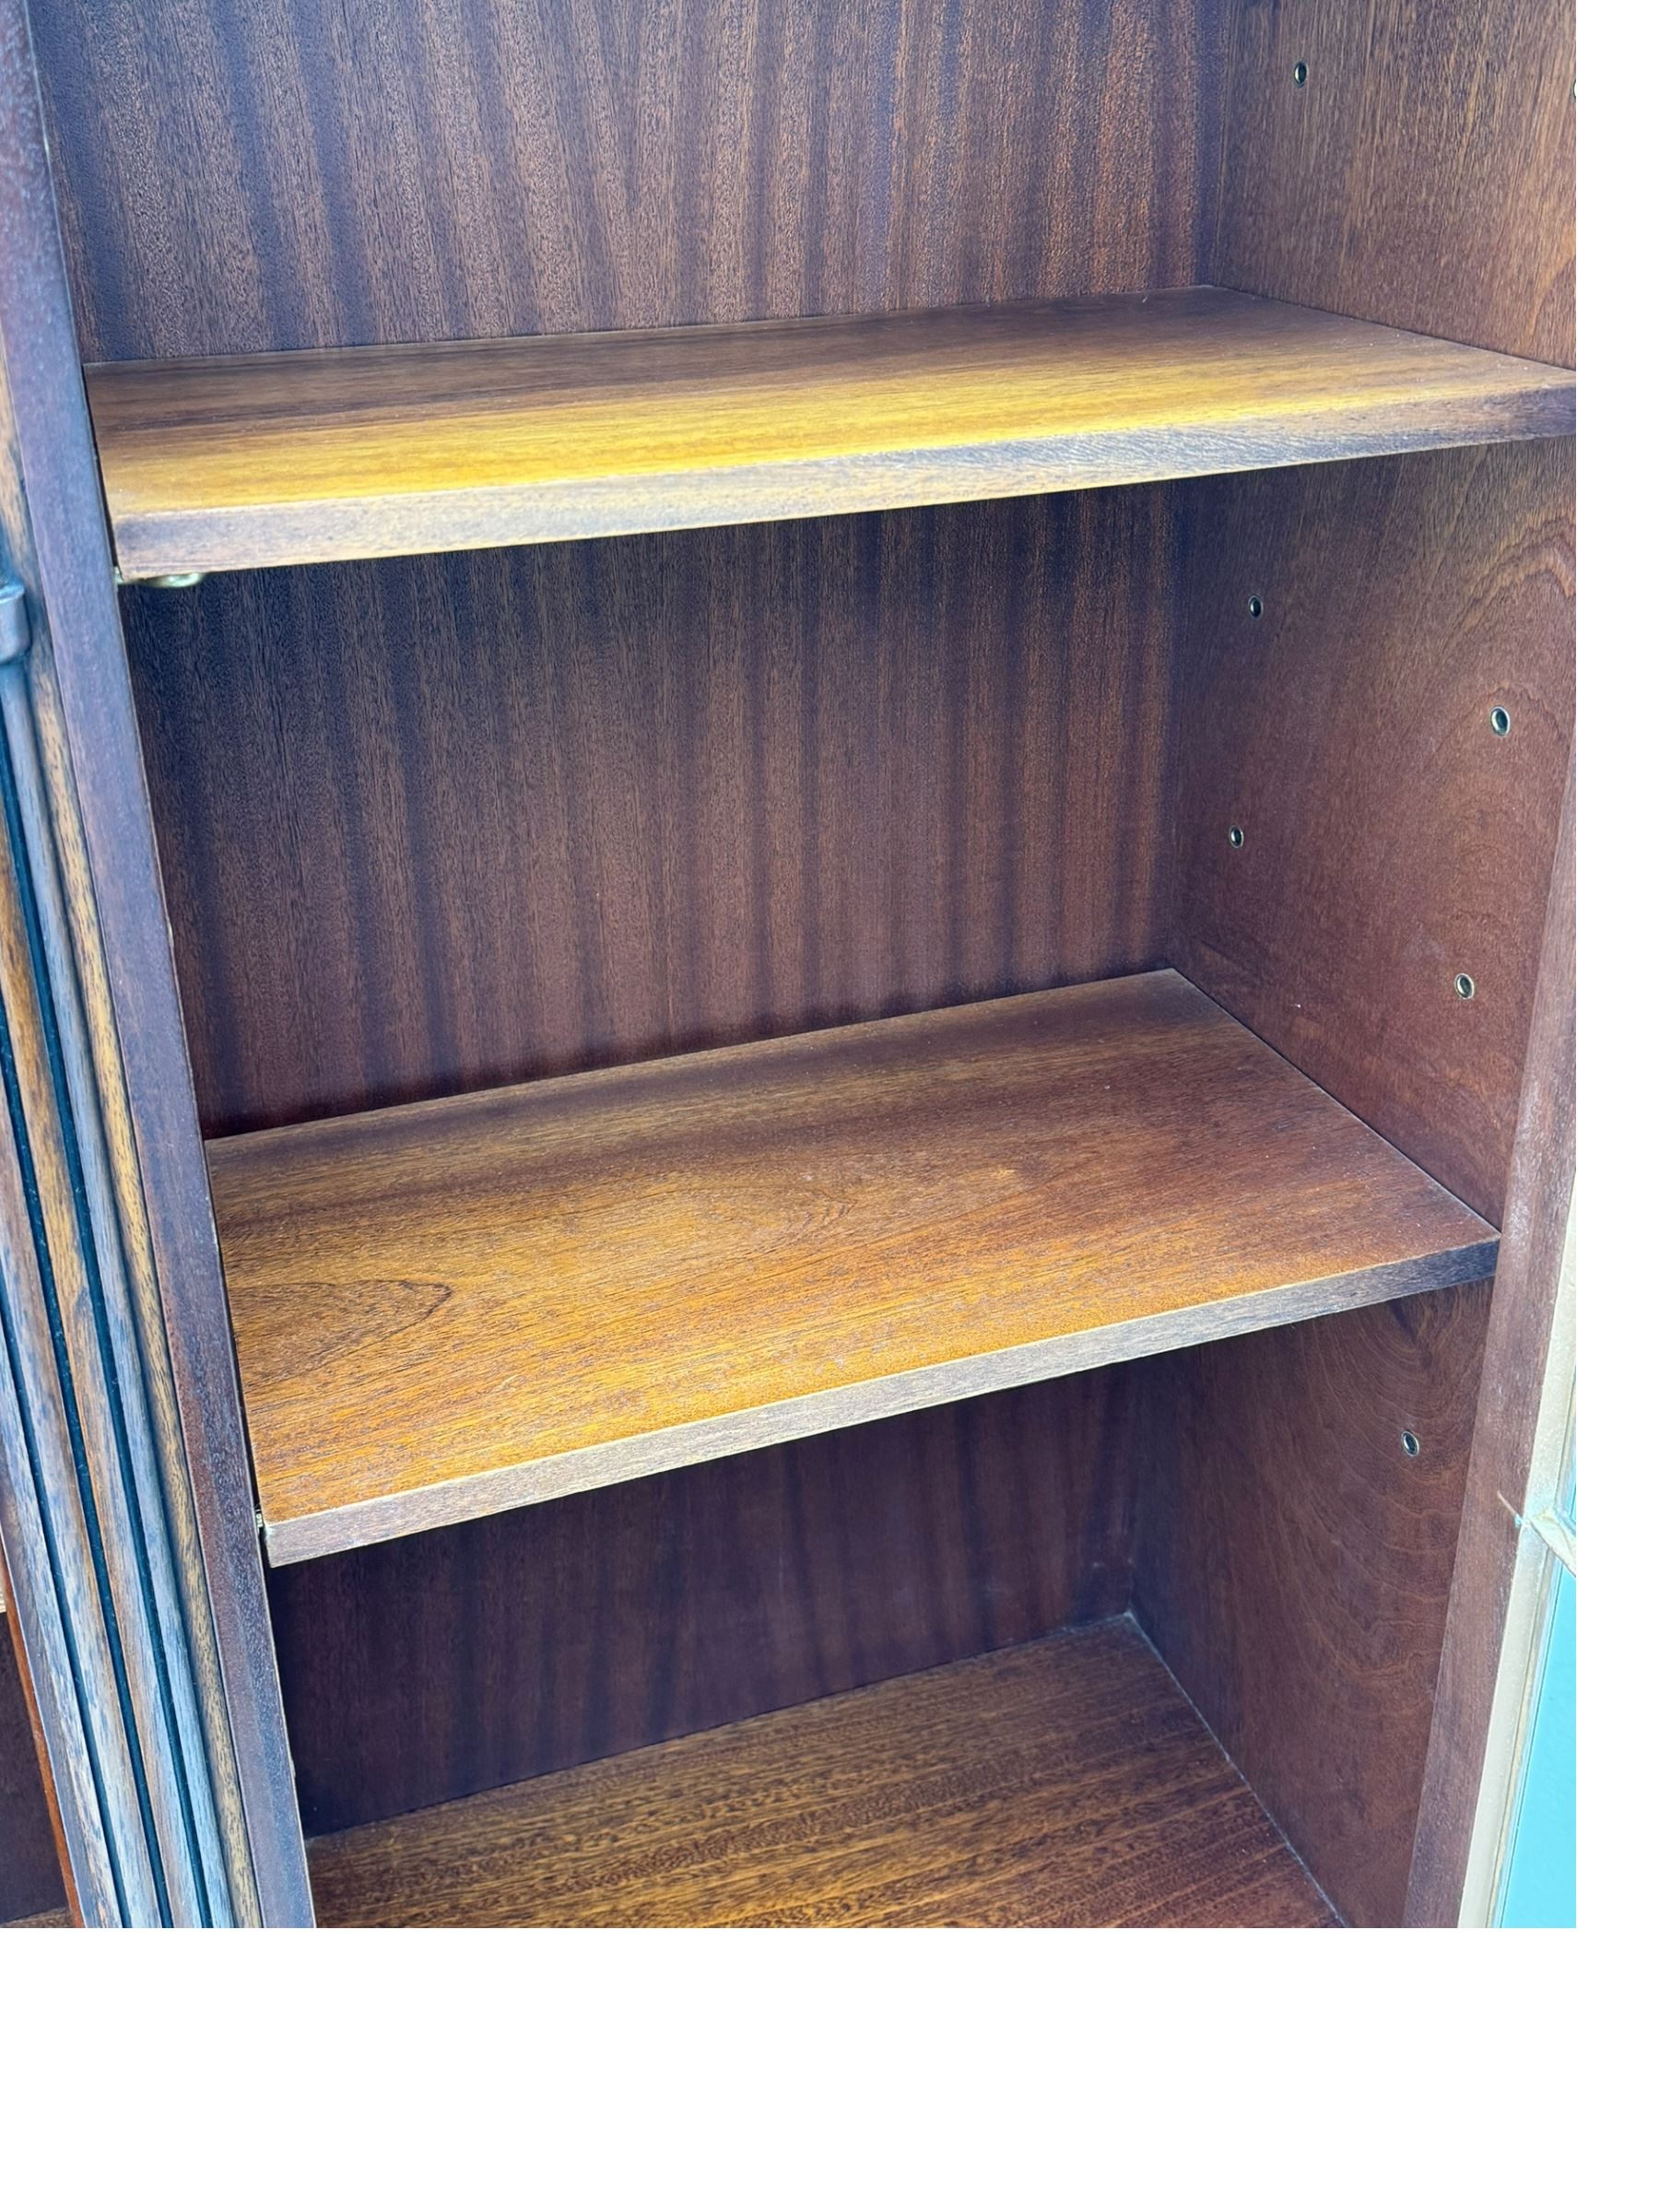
[0,0,311,1926]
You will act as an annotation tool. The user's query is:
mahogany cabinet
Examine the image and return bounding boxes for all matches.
[0,0,1573,1928]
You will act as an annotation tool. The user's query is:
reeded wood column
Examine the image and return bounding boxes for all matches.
[0,0,310,1924]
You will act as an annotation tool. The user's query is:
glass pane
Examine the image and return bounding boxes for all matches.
[1500,1565,1576,1929]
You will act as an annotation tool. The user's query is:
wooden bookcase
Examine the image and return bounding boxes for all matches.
[0,1,1573,1929]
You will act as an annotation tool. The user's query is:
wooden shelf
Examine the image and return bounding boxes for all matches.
[305,1620,1339,1927]
[88,287,1574,578]
[208,970,1497,1564]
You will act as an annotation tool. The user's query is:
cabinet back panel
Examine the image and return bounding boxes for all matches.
[127,489,1173,1138]
[1170,440,1573,1227]
[33,0,1215,362]
[273,1369,1142,1833]
[1215,0,1574,366]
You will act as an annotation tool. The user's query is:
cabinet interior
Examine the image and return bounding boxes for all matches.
[6,0,1573,1928]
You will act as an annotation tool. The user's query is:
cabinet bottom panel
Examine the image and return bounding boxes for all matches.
[305,1618,1336,1929]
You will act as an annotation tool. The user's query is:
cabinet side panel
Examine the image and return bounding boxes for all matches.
[1170,441,1573,1227]
[1133,1285,1489,1929]
[1157,439,1571,1925]
[31,0,1216,360]
[273,1370,1144,1833]
[1406,771,1572,1924]
[1215,0,1574,365]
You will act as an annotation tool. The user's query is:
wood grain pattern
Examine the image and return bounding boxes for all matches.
[1215,0,1575,366]
[212,971,1497,1562]
[272,1369,1145,1833]
[34,0,1215,360]
[1133,1282,1490,1928]
[87,289,1573,577]
[1169,439,1574,1225]
[1405,770,1573,1924]
[305,1619,1339,1928]
[23,0,1575,1918]
[126,490,1175,1138]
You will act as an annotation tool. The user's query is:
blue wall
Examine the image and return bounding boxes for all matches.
[1500,1563,1576,1928]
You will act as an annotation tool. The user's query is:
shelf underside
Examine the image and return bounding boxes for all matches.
[207,970,1497,1564]
[88,286,1575,577]
[306,1619,1339,1928]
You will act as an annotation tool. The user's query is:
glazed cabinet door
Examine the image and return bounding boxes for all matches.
[0,0,309,1926]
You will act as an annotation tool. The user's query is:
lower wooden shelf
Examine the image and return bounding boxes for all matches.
[209,969,1497,1564]
[305,1619,1337,1928]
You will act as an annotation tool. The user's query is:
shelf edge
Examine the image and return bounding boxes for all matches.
[262,1232,1498,1566]
[110,388,1575,579]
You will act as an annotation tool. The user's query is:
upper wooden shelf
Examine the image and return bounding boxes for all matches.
[88,287,1574,578]
[206,970,1497,1565]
